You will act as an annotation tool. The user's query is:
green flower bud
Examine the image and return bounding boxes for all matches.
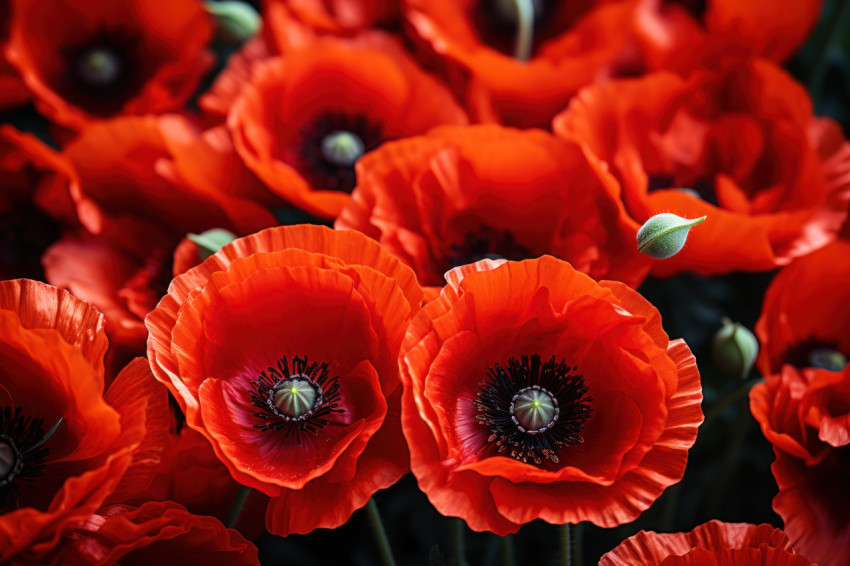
[636,213,706,259]
[187,228,238,260]
[204,1,261,43]
[712,317,759,378]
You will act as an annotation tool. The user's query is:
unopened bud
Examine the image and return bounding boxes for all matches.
[187,228,238,260]
[636,213,706,259]
[712,317,759,378]
[205,1,261,43]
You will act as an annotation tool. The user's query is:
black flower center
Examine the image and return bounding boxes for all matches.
[475,354,593,465]
[250,355,343,446]
[647,174,719,207]
[784,339,849,372]
[61,31,144,116]
[296,112,384,194]
[446,225,532,269]
[0,407,61,513]
[473,0,590,58]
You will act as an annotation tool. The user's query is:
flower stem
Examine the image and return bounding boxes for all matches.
[451,518,470,566]
[703,378,762,428]
[514,0,534,61]
[225,485,251,528]
[366,498,397,566]
[559,523,572,566]
[501,534,515,566]
[573,522,584,566]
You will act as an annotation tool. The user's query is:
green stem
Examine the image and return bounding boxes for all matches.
[365,498,397,566]
[514,0,534,61]
[572,523,583,566]
[225,485,251,528]
[706,405,751,517]
[559,523,572,566]
[451,518,470,566]
[501,534,515,566]
[703,378,762,428]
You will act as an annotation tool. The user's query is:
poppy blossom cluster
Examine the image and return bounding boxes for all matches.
[0,0,846,562]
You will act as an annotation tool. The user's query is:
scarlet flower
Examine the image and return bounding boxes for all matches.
[750,364,850,566]
[5,0,214,129]
[145,225,423,535]
[403,0,636,127]
[336,125,650,288]
[41,501,259,565]
[0,280,168,563]
[634,0,823,70]
[228,37,468,218]
[755,240,850,375]
[554,59,850,276]
[399,256,702,533]
[36,115,277,359]
[599,520,814,565]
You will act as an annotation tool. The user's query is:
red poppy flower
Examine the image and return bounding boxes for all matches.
[41,501,259,565]
[36,115,277,360]
[228,36,468,218]
[599,520,814,565]
[554,59,850,276]
[0,280,168,562]
[336,124,650,288]
[750,364,850,566]
[755,240,850,375]
[5,0,214,129]
[399,256,702,534]
[633,0,823,70]
[265,0,398,34]
[403,0,637,128]
[146,225,423,535]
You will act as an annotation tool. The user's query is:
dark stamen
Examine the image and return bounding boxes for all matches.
[0,407,60,513]
[475,354,593,465]
[250,355,344,447]
[295,112,384,194]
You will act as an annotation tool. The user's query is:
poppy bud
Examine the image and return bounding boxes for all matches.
[712,317,759,377]
[187,228,237,260]
[204,1,261,43]
[636,213,706,259]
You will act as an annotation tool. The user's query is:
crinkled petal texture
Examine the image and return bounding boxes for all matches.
[599,520,814,566]
[336,125,650,288]
[750,365,850,566]
[41,501,258,565]
[634,0,822,70]
[554,59,850,276]
[755,240,850,375]
[403,0,636,128]
[146,225,423,536]
[0,281,168,563]
[399,256,702,534]
[5,0,213,129]
[228,36,468,218]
